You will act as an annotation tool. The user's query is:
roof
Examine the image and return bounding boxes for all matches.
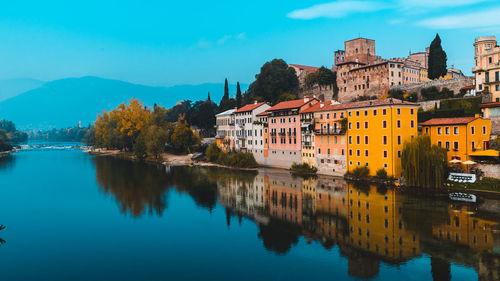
[215,108,235,117]
[267,98,318,112]
[303,98,418,113]
[256,111,269,117]
[301,101,339,113]
[420,117,477,126]
[480,102,500,109]
[461,85,475,90]
[289,64,319,72]
[469,149,500,157]
[336,61,366,67]
[234,102,266,113]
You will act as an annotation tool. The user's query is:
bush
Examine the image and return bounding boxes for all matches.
[352,166,370,178]
[376,168,388,179]
[204,143,257,168]
[290,162,318,176]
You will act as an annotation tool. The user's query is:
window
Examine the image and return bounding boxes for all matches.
[445,141,450,150]
[318,148,321,154]
[356,150,360,156]
[364,121,368,129]
[383,135,388,145]
[349,149,352,156]
[438,127,442,135]
[397,136,401,145]
[471,126,475,135]
[356,111,360,117]
[454,127,459,135]
[356,122,360,129]
[373,110,377,116]
[410,120,414,128]
[383,151,388,158]
[364,110,368,116]
[349,122,352,129]
[382,120,387,128]
[397,120,401,128]
[410,109,414,115]
[438,141,442,147]
[348,136,352,144]
[445,127,450,135]
[365,150,369,157]
[383,109,387,115]
[365,136,369,144]
[453,141,459,151]
[356,136,360,145]
[471,141,475,150]
[397,108,401,115]
[483,126,486,134]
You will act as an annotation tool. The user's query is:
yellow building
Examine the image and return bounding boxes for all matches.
[346,183,420,261]
[300,110,316,166]
[345,98,419,177]
[420,116,491,162]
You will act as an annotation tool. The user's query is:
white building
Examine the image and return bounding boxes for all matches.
[234,102,271,151]
[215,108,236,151]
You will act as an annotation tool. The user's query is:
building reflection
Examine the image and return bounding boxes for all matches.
[92,157,500,280]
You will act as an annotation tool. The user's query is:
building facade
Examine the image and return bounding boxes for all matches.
[264,97,319,168]
[473,36,500,102]
[215,108,235,151]
[420,116,491,162]
[233,102,270,151]
[345,99,419,178]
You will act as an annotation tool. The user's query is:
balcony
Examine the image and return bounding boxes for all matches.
[302,130,312,135]
[303,141,312,146]
[237,134,247,139]
[315,129,345,135]
[287,132,297,137]
[270,132,277,137]
[278,132,287,137]
[300,118,313,123]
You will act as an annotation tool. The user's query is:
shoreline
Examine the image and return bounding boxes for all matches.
[85,148,500,195]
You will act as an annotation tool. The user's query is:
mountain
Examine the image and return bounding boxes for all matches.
[0,78,45,102]
[0,76,248,130]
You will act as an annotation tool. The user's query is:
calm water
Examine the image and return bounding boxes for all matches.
[0,144,499,281]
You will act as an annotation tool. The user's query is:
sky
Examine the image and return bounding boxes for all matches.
[0,0,499,86]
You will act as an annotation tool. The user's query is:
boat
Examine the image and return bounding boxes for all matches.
[449,192,477,203]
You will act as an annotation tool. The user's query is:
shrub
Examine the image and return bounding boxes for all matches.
[206,143,221,162]
[205,144,257,168]
[352,166,370,178]
[376,168,388,179]
[290,162,318,176]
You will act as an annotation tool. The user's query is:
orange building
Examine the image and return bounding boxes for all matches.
[420,116,491,162]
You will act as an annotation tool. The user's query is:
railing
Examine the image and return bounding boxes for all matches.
[302,130,312,135]
[270,132,277,137]
[303,141,311,146]
[237,134,247,139]
[314,129,345,135]
[287,132,296,137]
[300,118,313,123]
[278,132,287,137]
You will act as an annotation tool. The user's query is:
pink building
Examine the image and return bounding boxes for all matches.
[263,97,319,168]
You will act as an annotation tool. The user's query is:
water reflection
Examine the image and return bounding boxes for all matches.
[0,155,15,172]
[93,157,500,280]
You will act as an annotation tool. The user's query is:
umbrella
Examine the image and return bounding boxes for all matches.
[449,159,462,164]
[462,160,476,165]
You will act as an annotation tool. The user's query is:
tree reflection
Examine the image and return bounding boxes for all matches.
[93,156,171,217]
[0,225,5,246]
[0,155,15,172]
[257,219,301,254]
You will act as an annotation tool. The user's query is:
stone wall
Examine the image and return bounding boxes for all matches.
[390,76,475,97]
[298,84,335,101]
[476,163,500,179]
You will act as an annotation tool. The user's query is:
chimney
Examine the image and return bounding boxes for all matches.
[254,100,257,104]
[320,103,324,108]
[304,97,310,103]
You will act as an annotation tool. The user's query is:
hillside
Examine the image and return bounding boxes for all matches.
[0,78,45,102]
[0,76,247,130]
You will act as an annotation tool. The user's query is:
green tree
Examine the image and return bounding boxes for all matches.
[248,59,299,104]
[402,135,448,188]
[219,78,233,112]
[428,34,447,80]
[170,119,201,153]
[236,82,242,107]
[144,125,170,160]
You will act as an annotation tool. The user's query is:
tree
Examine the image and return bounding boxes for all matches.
[248,59,299,104]
[402,135,448,188]
[188,98,218,137]
[428,34,447,80]
[236,82,242,107]
[219,78,233,112]
[170,119,201,153]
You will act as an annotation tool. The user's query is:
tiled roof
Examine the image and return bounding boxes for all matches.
[215,108,235,116]
[461,85,475,90]
[301,101,338,113]
[234,102,266,113]
[302,98,417,113]
[267,98,318,112]
[420,117,477,126]
[289,64,320,72]
[480,102,500,108]
[256,111,269,117]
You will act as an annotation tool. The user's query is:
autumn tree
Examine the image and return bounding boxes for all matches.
[170,118,201,153]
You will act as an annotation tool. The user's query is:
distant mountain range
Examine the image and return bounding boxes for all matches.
[0,78,45,102]
[0,76,248,130]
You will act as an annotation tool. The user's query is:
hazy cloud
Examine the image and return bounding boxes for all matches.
[287,1,389,20]
[417,7,500,29]
[398,0,491,8]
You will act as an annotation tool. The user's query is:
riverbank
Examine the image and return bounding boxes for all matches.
[86,148,258,171]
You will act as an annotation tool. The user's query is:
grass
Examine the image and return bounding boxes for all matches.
[448,177,500,193]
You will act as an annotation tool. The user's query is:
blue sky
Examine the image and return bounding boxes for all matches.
[0,0,499,86]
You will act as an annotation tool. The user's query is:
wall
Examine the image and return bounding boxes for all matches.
[390,77,475,97]
[476,163,500,179]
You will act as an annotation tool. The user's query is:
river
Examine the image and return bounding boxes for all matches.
[0,143,498,281]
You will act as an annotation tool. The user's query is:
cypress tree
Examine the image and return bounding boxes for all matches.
[428,34,448,80]
[236,82,242,107]
[219,78,230,111]
[223,78,229,100]
[207,91,211,102]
